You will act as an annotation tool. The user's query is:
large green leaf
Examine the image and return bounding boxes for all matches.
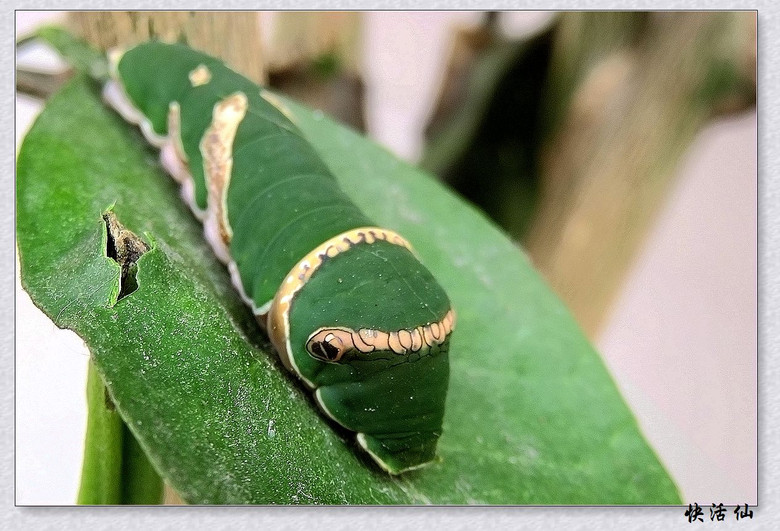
[16,74,680,504]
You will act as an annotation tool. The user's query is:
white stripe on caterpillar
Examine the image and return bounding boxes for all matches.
[200,92,248,265]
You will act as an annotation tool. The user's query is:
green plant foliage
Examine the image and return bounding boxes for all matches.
[16,75,679,504]
[420,26,555,240]
[77,361,125,504]
[35,25,108,79]
[78,361,163,504]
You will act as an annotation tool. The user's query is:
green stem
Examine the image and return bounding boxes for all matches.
[120,423,164,504]
[77,361,163,504]
[77,361,123,504]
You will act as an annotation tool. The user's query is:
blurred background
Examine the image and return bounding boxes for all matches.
[16,11,756,505]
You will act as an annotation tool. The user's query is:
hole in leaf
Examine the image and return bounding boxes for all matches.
[103,211,149,301]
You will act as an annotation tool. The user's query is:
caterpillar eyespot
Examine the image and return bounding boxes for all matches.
[105,41,455,475]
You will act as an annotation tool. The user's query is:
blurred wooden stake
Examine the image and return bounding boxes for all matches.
[268,11,361,74]
[267,12,365,131]
[67,11,266,83]
[524,12,756,338]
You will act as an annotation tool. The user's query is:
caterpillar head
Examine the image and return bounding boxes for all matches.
[267,229,454,474]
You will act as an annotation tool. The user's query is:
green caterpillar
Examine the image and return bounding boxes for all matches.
[104,41,455,474]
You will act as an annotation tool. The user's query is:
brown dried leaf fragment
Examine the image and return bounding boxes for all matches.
[102,210,149,301]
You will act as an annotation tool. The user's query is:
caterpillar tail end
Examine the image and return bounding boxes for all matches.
[356,432,439,475]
